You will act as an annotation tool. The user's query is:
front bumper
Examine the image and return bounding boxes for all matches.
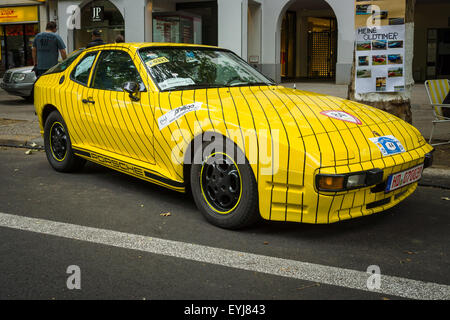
[259,142,434,224]
[314,144,434,224]
[0,81,33,97]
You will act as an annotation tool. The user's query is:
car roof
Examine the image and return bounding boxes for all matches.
[82,42,221,52]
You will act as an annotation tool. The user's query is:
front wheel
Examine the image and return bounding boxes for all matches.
[43,110,85,172]
[190,138,260,229]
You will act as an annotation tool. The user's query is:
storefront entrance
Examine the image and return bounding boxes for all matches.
[0,6,39,74]
[73,0,125,50]
[279,0,337,81]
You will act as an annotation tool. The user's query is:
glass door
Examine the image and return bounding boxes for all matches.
[0,23,38,73]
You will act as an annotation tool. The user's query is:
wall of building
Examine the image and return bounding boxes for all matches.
[413,2,450,82]
[247,1,262,68]
[218,0,246,57]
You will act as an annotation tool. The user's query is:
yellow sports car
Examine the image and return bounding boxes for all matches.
[34,43,434,229]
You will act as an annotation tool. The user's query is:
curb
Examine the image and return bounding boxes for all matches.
[420,167,450,190]
[0,137,44,150]
[1,136,449,189]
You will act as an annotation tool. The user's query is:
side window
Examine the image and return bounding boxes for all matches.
[71,52,97,86]
[46,50,83,74]
[91,50,145,91]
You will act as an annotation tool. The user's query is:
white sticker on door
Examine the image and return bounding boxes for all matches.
[158,102,202,130]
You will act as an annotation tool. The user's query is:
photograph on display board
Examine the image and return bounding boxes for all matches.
[357,42,372,51]
[389,18,405,25]
[376,77,387,92]
[372,11,388,21]
[388,40,403,49]
[358,56,370,66]
[388,54,403,65]
[372,40,387,50]
[388,67,403,78]
[356,5,371,15]
[357,69,372,78]
[372,55,387,65]
[355,0,405,28]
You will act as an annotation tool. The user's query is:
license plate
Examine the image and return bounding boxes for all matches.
[385,164,424,192]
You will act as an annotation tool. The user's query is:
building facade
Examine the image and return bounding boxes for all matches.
[0,0,49,73]
[3,0,449,84]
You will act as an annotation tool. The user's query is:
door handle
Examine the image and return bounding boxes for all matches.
[82,98,95,105]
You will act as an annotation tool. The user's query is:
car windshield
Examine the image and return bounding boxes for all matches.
[139,47,274,91]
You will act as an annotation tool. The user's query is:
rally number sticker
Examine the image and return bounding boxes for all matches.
[320,110,362,125]
[369,135,405,156]
[146,56,169,68]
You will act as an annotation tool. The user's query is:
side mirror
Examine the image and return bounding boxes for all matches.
[122,81,140,101]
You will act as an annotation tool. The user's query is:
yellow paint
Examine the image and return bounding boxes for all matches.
[0,6,39,24]
[34,42,434,224]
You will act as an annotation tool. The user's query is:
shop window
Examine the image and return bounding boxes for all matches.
[74,0,124,50]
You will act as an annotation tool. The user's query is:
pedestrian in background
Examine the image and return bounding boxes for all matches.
[32,21,67,77]
[87,30,106,48]
[115,34,125,43]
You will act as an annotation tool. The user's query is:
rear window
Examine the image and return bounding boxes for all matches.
[45,50,84,75]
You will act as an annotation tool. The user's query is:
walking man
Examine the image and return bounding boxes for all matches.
[32,21,67,77]
[87,30,106,48]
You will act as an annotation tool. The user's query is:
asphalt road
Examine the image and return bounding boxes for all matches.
[0,147,449,301]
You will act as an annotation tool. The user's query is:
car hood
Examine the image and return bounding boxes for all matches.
[167,85,426,166]
[6,66,34,73]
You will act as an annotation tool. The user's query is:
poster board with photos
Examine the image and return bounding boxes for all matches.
[354,0,406,94]
[355,0,406,28]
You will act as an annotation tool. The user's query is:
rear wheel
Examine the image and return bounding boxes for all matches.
[44,110,85,172]
[190,138,259,229]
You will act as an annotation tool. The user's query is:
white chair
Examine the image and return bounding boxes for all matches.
[424,79,450,146]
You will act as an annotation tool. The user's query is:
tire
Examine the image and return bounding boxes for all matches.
[43,110,85,172]
[190,137,260,229]
[23,94,34,103]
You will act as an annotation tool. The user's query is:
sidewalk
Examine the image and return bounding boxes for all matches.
[0,84,449,187]
[0,90,42,149]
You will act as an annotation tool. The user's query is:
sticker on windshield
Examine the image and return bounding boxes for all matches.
[369,135,405,156]
[158,102,202,130]
[186,51,198,63]
[146,56,169,68]
[320,110,362,125]
[158,78,195,90]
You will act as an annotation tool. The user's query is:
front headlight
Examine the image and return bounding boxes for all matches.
[316,168,384,192]
[12,73,27,82]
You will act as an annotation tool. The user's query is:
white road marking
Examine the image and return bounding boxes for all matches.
[0,212,448,300]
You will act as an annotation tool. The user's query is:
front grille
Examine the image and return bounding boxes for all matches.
[366,197,391,210]
[3,72,12,83]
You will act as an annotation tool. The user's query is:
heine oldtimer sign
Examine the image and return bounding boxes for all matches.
[355,25,406,94]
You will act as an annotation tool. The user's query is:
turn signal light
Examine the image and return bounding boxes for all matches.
[316,168,384,192]
[317,176,345,191]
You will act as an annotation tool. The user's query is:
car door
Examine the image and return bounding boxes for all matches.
[89,49,155,164]
[66,51,99,149]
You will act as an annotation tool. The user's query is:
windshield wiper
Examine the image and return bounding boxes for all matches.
[164,83,224,91]
[226,82,275,88]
